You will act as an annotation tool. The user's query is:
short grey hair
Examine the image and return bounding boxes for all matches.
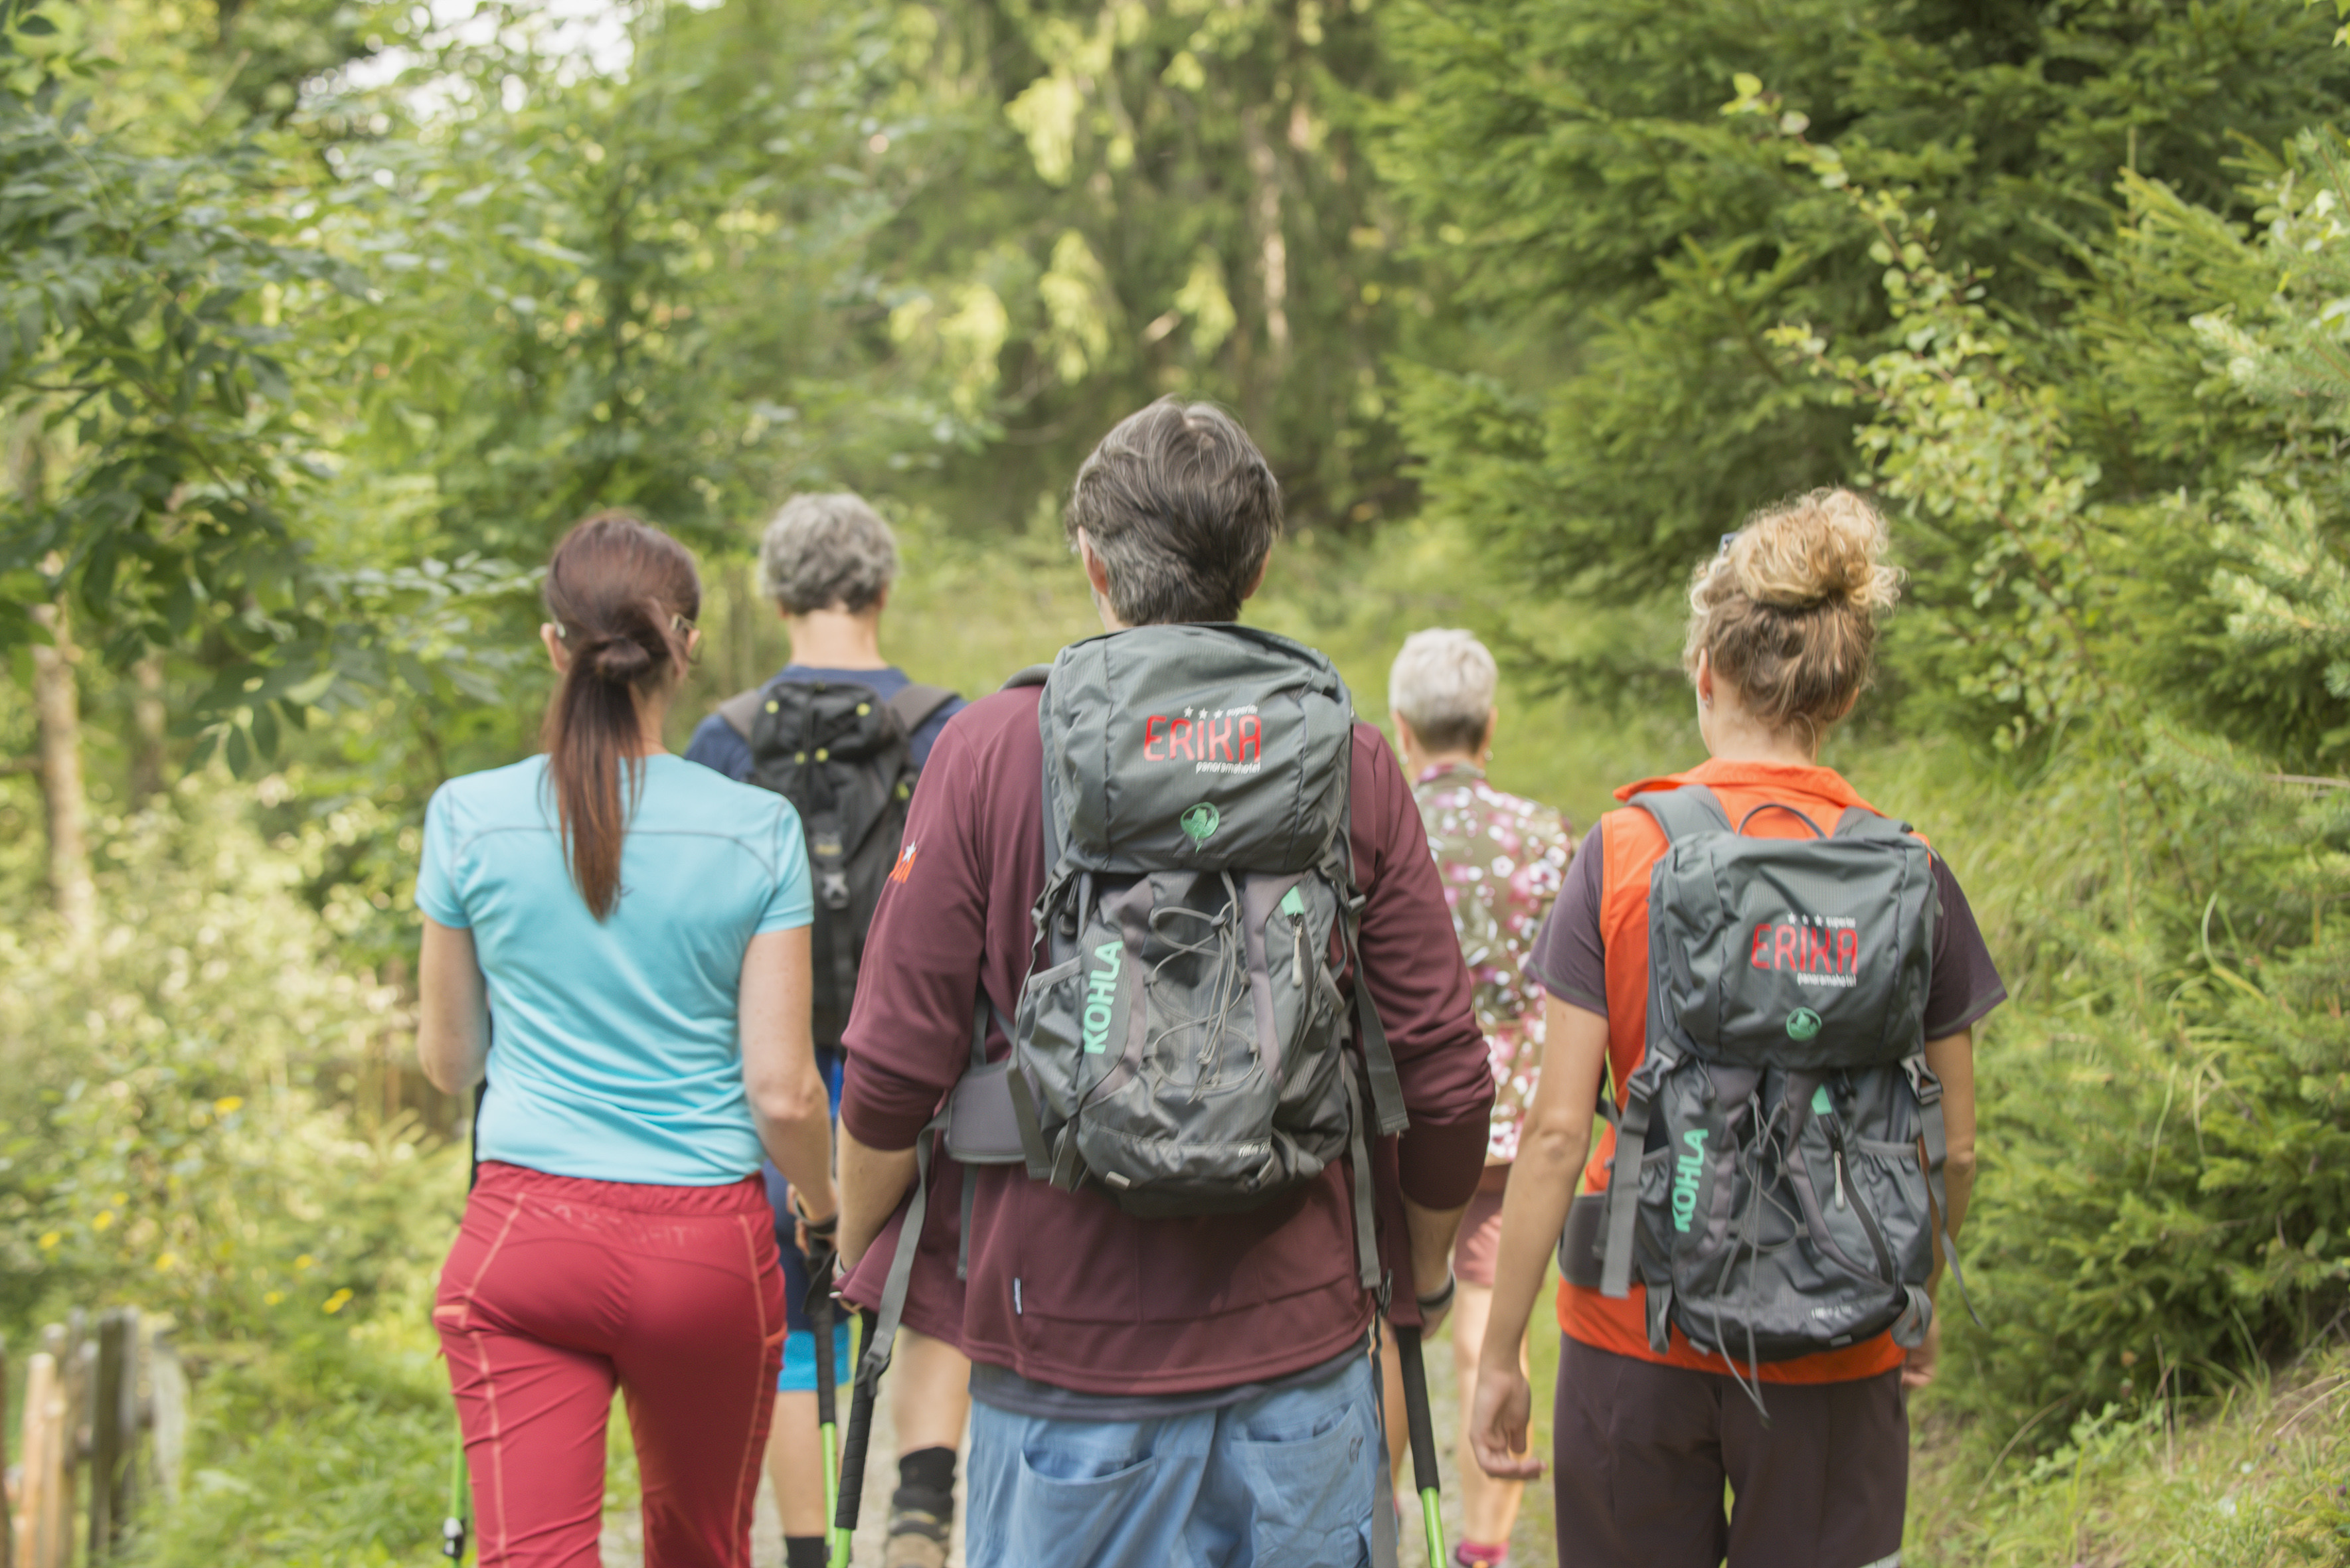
[1388,629,1498,754]
[759,493,900,614]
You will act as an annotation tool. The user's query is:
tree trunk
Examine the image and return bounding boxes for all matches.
[130,655,167,805]
[1240,105,1290,434]
[29,601,95,935]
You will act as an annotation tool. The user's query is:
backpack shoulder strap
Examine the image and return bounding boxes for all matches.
[886,682,957,736]
[1001,664,1050,691]
[715,688,766,740]
[1627,782,1732,843]
[1831,803,1920,844]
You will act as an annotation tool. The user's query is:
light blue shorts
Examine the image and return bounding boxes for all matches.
[778,1318,853,1395]
[964,1351,1384,1567]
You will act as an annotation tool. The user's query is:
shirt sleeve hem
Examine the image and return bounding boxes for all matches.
[1924,984,2007,1042]
[416,897,470,929]
[754,911,814,935]
[1537,975,1608,1017]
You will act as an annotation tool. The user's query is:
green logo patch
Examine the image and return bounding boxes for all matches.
[1179,801,1221,845]
[1811,1084,1833,1116]
[1786,1006,1823,1041]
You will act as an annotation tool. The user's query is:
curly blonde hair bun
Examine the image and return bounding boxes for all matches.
[1683,487,1904,734]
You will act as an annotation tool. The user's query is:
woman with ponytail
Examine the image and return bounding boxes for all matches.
[414,511,833,1568]
[1467,491,2008,1567]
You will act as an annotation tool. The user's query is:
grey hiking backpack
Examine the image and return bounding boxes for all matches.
[857,625,1412,1397]
[1556,784,1975,1395]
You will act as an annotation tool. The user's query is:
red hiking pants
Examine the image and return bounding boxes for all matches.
[434,1162,786,1568]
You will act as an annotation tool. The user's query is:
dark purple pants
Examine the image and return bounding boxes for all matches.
[1550,1335,1906,1568]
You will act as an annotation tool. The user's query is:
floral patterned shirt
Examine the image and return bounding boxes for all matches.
[1412,762,1575,1163]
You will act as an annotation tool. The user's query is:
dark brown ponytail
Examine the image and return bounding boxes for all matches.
[541,510,701,919]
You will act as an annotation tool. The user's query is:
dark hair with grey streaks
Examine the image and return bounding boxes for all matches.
[1064,398,1282,626]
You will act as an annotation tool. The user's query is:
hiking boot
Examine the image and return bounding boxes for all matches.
[882,1506,950,1568]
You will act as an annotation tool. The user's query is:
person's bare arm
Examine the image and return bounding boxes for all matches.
[1904,1026,1977,1387]
[1468,996,1608,1481]
[837,1122,920,1273]
[416,918,489,1094]
[1403,1196,1469,1337]
[740,926,836,1222]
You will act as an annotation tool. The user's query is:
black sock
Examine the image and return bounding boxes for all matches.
[785,1536,828,1568]
[891,1445,957,1518]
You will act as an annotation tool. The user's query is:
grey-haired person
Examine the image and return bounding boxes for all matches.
[684,493,970,1568]
[1379,628,1573,1568]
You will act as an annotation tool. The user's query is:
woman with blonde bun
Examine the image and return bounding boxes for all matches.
[1465,491,2007,1567]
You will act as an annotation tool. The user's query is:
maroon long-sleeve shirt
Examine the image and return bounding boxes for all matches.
[837,684,1492,1396]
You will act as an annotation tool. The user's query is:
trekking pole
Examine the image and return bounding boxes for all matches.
[1396,1326,1446,1567]
[833,1308,881,1564]
[442,1423,469,1561]
[800,1222,845,1568]
[442,1079,486,1563]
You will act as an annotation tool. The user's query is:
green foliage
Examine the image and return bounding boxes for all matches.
[1908,1347,2350,1565]
[1373,0,2350,608]
[0,786,462,1338]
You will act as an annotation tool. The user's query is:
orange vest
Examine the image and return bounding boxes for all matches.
[1558,758,1908,1383]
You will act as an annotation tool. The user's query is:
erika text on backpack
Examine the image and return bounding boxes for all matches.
[716,676,956,1048]
[1556,783,1977,1406]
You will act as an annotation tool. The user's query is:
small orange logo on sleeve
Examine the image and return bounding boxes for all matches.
[889,842,918,884]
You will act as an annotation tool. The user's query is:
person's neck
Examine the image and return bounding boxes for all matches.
[1412,749,1484,778]
[622,688,673,757]
[786,607,887,670]
[1702,714,1817,767]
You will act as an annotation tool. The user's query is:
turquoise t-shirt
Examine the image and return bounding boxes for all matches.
[416,753,813,1186]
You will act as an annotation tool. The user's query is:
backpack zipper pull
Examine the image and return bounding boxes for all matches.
[1833,1146,1848,1211]
[1280,885,1309,987]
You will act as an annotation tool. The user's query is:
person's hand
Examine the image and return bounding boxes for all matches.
[792,1183,841,1259]
[1901,1314,1940,1390]
[1467,1358,1543,1481]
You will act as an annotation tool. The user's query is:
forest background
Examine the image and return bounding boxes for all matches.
[2,0,2348,1562]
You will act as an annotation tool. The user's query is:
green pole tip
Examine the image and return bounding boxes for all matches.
[1420,1487,1446,1563]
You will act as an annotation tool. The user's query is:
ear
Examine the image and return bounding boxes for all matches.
[682,626,703,672]
[1693,648,1715,706]
[870,583,890,617]
[1078,530,1114,602]
[541,623,568,674]
[1390,709,1416,753]
[1240,544,1271,603]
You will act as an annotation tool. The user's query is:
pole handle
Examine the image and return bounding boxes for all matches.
[833,1310,882,1544]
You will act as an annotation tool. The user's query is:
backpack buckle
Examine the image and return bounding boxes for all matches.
[1900,1055,1942,1105]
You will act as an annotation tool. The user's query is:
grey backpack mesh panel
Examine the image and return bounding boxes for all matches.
[1588,785,1973,1389]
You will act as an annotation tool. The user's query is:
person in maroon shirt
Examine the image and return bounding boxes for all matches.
[834,399,1493,1568]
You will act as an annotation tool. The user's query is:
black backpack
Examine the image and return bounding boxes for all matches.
[1556,785,1977,1400]
[717,676,956,1050]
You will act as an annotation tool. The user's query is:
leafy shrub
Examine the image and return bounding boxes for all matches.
[0,782,463,1341]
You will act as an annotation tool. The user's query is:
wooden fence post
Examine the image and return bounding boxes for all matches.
[147,1320,185,1508]
[18,1340,63,1568]
[87,1311,127,1563]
